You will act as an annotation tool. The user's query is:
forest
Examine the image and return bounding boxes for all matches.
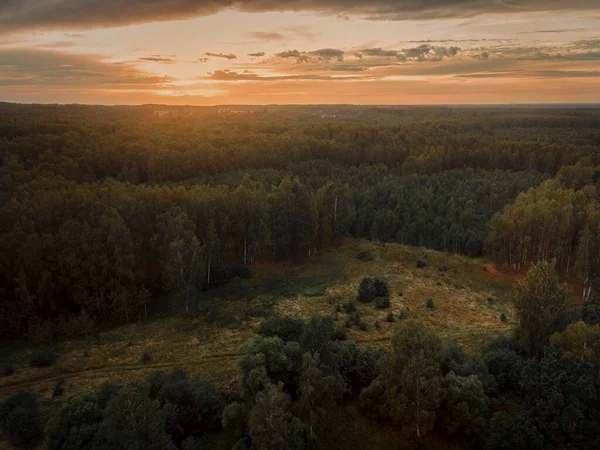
[1,103,600,449]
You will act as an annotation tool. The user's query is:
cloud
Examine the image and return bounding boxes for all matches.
[139,55,176,64]
[38,41,76,49]
[248,52,266,57]
[0,48,173,89]
[2,1,600,33]
[248,31,286,41]
[206,69,367,81]
[275,48,344,63]
[196,57,209,63]
[356,48,401,58]
[205,52,237,60]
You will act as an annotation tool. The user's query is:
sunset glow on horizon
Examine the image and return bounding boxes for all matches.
[1,1,599,105]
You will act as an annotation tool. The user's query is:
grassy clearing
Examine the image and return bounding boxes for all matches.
[0,239,515,402]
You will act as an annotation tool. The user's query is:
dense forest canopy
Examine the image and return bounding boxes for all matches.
[3,104,600,450]
[1,103,600,339]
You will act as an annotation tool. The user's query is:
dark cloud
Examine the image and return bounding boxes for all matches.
[0,48,173,88]
[207,69,367,81]
[248,31,286,41]
[248,52,266,57]
[309,48,344,61]
[2,1,599,33]
[139,55,176,64]
[356,48,401,58]
[401,44,460,61]
[275,48,344,63]
[205,52,237,60]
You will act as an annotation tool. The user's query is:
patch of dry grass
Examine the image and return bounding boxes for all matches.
[0,239,516,401]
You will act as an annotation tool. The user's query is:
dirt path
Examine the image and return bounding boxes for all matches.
[0,351,242,398]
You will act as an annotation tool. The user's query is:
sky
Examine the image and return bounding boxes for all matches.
[0,1,599,105]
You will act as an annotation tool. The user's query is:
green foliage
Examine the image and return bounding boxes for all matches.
[148,369,225,444]
[297,353,344,441]
[361,321,442,439]
[500,312,508,323]
[426,298,435,310]
[248,383,305,450]
[514,261,572,357]
[0,393,44,450]
[439,372,489,442]
[386,311,395,322]
[374,296,390,309]
[342,300,356,314]
[259,317,306,342]
[356,251,375,262]
[416,260,428,269]
[582,296,600,325]
[46,391,105,450]
[30,348,59,368]
[94,385,173,450]
[222,402,247,438]
[485,411,526,450]
[357,277,389,303]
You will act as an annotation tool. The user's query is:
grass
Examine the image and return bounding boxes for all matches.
[0,239,516,401]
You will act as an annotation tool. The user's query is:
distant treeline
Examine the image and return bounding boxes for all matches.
[1,104,599,339]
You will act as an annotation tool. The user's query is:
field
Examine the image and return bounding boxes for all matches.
[0,239,517,407]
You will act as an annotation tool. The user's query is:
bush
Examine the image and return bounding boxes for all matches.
[0,393,44,449]
[52,378,65,398]
[358,277,389,303]
[343,300,356,314]
[30,348,59,368]
[375,297,390,310]
[259,317,306,342]
[416,260,428,269]
[2,365,15,377]
[141,351,152,363]
[438,266,449,272]
[386,312,395,323]
[501,312,508,323]
[426,298,436,310]
[356,251,375,262]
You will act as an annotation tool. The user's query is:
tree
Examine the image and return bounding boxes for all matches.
[0,393,44,450]
[439,372,489,443]
[93,385,172,450]
[247,383,305,450]
[158,208,205,314]
[296,352,344,441]
[362,321,442,440]
[550,320,600,364]
[515,261,572,358]
[46,392,103,450]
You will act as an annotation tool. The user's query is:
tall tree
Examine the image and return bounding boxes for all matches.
[515,261,572,358]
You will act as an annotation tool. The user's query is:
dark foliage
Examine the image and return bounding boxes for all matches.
[30,348,59,368]
[259,317,306,342]
[0,393,44,449]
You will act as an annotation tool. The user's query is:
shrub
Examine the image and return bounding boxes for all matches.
[375,296,390,309]
[343,300,356,314]
[2,365,15,377]
[141,351,152,364]
[375,321,382,330]
[52,378,65,398]
[356,251,375,262]
[358,277,389,303]
[416,260,428,269]
[0,393,44,449]
[386,312,396,323]
[501,312,508,323]
[426,298,436,310]
[332,328,348,341]
[259,317,306,342]
[438,266,449,272]
[30,348,59,368]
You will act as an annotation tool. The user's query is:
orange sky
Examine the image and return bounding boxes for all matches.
[0,1,599,105]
